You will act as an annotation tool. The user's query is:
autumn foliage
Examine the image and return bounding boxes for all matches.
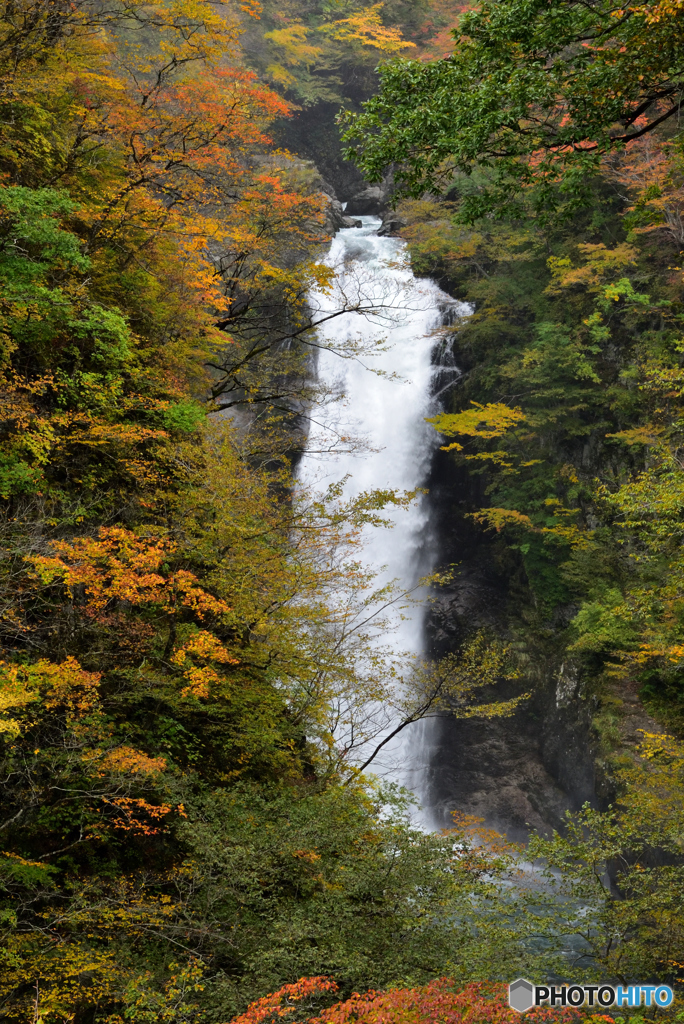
[231,980,582,1024]
[0,0,347,1017]
[0,2,536,1017]
[3,0,684,1019]
[229,977,340,1024]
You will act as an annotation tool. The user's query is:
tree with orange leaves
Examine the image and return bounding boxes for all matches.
[605,130,684,245]
[13,8,344,501]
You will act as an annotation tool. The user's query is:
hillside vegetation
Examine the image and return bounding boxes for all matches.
[1,0,684,1020]
[344,0,684,743]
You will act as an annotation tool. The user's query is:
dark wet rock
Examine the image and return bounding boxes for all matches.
[345,185,388,216]
[421,441,599,841]
[425,675,598,841]
[377,211,407,236]
[324,195,362,232]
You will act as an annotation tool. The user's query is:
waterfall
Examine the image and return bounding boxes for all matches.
[298,216,471,814]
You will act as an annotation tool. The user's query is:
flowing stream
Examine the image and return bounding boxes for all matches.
[298,216,471,816]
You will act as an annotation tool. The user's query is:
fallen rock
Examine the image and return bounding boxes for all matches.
[377,211,407,237]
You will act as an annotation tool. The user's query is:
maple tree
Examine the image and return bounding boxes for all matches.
[605,132,684,245]
[0,0,342,471]
[311,980,580,1024]
[229,979,580,1024]
[228,976,340,1024]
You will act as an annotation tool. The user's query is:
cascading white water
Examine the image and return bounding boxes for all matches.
[298,216,471,811]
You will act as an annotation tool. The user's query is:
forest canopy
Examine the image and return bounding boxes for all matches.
[342,0,684,220]
[0,0,536,1019]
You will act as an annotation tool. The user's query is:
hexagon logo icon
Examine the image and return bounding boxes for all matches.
[509,979,535,1013]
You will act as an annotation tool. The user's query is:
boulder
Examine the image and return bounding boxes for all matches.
[377,211,407,237]
[345,185,387,216]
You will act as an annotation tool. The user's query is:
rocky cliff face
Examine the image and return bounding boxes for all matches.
[425,676,598,840]
[422,404,601,841]
[323,194,362,232]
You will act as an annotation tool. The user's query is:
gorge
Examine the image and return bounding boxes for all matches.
[301,207,601,839]
[1,0,683,1015]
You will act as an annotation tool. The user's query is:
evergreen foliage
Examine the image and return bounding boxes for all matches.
[342,0,684,219]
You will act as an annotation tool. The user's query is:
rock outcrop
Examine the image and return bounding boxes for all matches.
[377,211,407,236]
[345,171,397,216]
[345,185,387,216]
[323,194,362,232]
[422,446,600,841]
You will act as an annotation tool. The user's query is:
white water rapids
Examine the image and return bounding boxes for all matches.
[298,216,471,816]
